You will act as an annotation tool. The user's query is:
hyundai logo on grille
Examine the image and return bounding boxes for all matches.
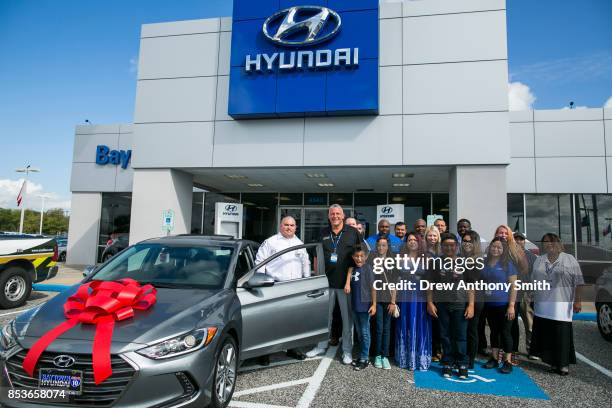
[53,355,76,368]
[263,6,341,47]
[381,206,393,214]
[225,205,237,212]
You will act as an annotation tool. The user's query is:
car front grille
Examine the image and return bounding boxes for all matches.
[5,349,136,406]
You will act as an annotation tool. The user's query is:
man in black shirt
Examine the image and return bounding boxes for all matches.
[306,204,363,364]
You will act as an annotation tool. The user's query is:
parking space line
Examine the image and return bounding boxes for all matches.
[576,352,612,378]
[233,377,313,397]
[295,345,338,408]
[239,356,322,373]
[0,308,32,317]
[229,401,292,408]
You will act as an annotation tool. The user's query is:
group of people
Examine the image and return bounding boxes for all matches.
[255,204,584,380]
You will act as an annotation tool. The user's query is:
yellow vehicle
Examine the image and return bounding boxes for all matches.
[0,234,59,308]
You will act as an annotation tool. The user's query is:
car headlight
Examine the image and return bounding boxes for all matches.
[136,327,218,360]
[0,321,18,351]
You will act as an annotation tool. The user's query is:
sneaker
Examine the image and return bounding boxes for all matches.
[458,367,469,379]
[374,356,383,369]
[500,361,513,374]
[354,360,369,371]
[342,353,353,365]
[305,345,327,358]
[442,366,452,378]
[484,358,498,369]
[382,357,391,370]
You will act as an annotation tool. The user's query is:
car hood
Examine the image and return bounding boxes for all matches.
[14,285,229,346]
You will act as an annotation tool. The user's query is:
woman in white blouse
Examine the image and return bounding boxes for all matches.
[529,233,583,376]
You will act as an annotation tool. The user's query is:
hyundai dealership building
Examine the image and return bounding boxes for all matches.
[67,0,612,280]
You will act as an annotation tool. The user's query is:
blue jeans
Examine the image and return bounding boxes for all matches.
[375,303,392,357]
[353,311,371,361]
[437,303,469,367]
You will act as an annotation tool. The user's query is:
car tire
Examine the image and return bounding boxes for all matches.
[210,335,238,408]
[0,267,32,309]
[596,302,612,342]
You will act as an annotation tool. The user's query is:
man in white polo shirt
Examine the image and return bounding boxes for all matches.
[254,215,311,364]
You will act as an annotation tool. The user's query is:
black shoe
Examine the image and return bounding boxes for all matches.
[442,366,452,378]
[286,349,306,360]
[458,367,469,379]
[484,358,498,369]
[258,355,270,366]
[500,361,513,374]
[354,360,369,371]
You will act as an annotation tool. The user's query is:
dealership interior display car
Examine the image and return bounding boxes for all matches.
[0,236,329,407]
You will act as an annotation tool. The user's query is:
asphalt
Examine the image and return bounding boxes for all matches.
[0,266,610,408]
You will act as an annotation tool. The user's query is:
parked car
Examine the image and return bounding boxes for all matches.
[595,266,612,341]
[0,235,328,407]
[0,234,59,308]
[100,234,129,263]
[56,237,67,262]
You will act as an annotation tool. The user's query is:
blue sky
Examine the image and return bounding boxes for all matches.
[0,0,611,211]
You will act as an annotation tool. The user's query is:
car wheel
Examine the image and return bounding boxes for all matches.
[0,267,32,309]
[597,302,612,342]
[211,335,238,408]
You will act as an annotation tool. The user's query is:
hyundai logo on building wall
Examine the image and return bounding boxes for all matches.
[262,6,341,47]
[53,355,76,368]
[225,205,237,212]
[245,6,357,73]
[381,206,393,215]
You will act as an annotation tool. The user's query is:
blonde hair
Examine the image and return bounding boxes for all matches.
[425,225,441,255]
[494,224,524,267]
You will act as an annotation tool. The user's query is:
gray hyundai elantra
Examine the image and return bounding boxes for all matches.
[0,236,329,407]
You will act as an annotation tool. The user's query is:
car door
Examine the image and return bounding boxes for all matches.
[236,243,328,359]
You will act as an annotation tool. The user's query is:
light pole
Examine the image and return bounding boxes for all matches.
[15,165,40,234]
[37,194,52,235]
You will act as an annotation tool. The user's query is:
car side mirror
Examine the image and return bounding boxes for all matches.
[245,273,275,288]
[82,265,96,277]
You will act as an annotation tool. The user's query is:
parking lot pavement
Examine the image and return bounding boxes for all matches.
[0,291,57,326]
[231,322,611,408]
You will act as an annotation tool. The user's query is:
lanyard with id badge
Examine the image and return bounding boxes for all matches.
[329,230,344,264]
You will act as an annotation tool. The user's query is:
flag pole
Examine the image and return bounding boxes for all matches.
[15,165,40,234]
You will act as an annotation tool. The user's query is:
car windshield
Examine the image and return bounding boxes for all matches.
[91,243,234,289]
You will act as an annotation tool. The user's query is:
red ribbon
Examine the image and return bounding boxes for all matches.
[23,279,156,385]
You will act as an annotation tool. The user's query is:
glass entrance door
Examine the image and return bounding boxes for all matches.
[278,207,353,244]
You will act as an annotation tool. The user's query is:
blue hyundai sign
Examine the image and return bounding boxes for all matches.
[229,0,379,119]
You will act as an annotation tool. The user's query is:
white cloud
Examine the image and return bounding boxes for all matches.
[508,81,536,111]
[605,97,612,108]
[0,179,71,211]
[129,56,138,74]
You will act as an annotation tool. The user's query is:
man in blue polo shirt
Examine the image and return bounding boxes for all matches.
[366,219,403,253]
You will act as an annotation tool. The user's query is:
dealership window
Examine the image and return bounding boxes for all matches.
[574,194,612,262]
[388,193,430,230]
[432,193,450,228]
[279,193,303,206]
[98,193,132,262]
[304,193,328,206]
[525,194,574,254]
[354,193,387,238]
[329,193,353,207]
[507,194,525,234]
[191,191,204,234]
[202,192,240,236]
[242,193,278,243]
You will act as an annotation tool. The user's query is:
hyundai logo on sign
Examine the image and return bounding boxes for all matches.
[53,355,76,368]
[381,206,393,215]
[247,6,356,73]
[229,0,379,118]
[225,205,238,212]
[263,6,341,46]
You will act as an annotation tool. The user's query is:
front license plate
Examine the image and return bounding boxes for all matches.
[38,368,83,395]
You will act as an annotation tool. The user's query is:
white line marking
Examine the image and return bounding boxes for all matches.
[0,308,32,317]
[576,352,612,378]
[295,345,338,408]
[238,356,322,373]
[229,401,292,408]
[233,377,312,397]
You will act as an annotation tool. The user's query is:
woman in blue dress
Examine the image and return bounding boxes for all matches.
[395,231,432,371]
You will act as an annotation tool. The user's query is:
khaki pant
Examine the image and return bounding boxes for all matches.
[520,293,535,352]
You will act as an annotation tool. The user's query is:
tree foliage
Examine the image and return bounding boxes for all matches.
[0,208,69,235]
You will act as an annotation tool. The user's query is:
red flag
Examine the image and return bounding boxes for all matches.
[16,180,25,207]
